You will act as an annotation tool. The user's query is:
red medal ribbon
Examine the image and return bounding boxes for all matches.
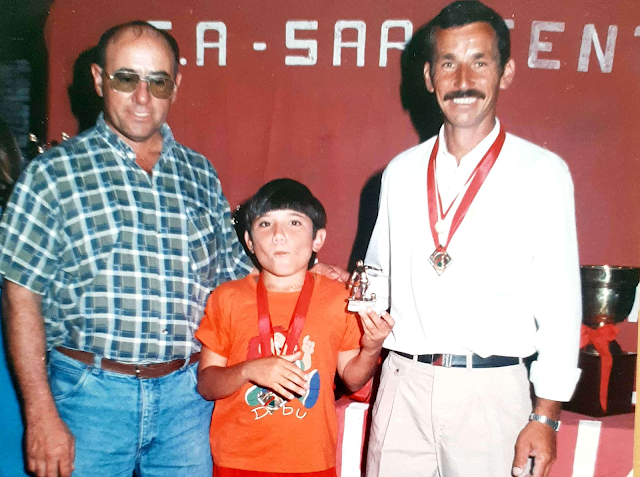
[427,128,506,253]
[256,271,315,358]
[580,323,620,413]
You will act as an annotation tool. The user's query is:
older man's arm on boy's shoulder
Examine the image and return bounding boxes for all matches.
[337,309,395,392]
[197,346,310,401]
[311,262,350,283]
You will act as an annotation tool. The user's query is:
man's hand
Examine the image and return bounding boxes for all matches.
[357,308,395,353]
[243,351,310,400]
[512,420,556,477]
[25,410,75,477]
[3,281,75,477]
[513,397,561,477]
[310,262,350,283]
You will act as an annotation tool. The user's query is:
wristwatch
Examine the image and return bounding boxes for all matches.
[529,413,561,432]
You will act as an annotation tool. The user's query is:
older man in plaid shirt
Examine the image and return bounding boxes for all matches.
[0,22,254,477]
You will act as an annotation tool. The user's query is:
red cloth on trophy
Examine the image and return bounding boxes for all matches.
[579,323,620,412]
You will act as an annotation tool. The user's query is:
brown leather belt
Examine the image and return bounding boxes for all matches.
[55,347,200,379]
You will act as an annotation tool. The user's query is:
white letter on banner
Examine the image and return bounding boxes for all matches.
[334,21,366,67]
[379,20,413,67]
[577,24,618,73]
[285,21,318,66]
[196,22,227,66]
[147,21,172,30]
[528,21,565,70]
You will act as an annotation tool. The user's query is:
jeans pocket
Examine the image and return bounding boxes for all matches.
[186,362,199,388]
[48,357,91,402]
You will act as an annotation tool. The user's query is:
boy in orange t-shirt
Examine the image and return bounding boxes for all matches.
[196,178,394,477]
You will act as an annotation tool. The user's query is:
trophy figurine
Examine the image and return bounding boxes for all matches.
[347,260,389,314]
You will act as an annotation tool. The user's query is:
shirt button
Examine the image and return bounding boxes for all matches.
[393,368,400,375]
[162,329,168,335]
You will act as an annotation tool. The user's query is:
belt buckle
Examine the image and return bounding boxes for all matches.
[438,354,461,368]
[432,354,444,367]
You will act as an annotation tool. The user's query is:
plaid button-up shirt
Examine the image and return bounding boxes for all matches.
[0,114,253,363]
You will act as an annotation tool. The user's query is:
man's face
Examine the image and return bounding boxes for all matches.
[244,209,326,281]
[91,29,182,147]
[424,22,515,132]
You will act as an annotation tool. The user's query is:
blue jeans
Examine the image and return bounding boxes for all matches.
[48,349,214,477]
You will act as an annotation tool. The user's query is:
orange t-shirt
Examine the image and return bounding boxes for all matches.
[195,273,362,473]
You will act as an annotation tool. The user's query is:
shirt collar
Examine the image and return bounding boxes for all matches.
[436,118,501,172]
[95,112,176,161]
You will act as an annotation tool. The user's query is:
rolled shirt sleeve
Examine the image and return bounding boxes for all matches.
[528,156,582,402]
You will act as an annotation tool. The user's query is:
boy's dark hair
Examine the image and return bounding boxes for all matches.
[95,21,180,77]
[244,178,327,237]
[243,178,327,270]
[423,1,511,69]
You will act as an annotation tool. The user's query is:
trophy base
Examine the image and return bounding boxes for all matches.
[347,299,387,315]
[564,349,636,417]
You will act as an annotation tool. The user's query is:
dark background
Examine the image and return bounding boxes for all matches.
[0,0,51,154]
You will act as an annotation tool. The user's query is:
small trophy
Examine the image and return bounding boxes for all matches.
[347,260,389,314]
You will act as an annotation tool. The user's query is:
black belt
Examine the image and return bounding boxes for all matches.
[393,350,522,368]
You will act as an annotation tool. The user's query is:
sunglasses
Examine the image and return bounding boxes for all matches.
[103,70,175,99]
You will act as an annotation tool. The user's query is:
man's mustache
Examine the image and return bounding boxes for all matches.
[443,90,486,101]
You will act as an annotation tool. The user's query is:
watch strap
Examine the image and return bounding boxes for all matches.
[529,412,561,432]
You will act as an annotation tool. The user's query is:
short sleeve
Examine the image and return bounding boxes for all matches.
[195,288,232,357]
[0,156,61,294]
[339,310,363,352]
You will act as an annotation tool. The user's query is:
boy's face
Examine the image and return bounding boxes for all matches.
[245,209,326,280]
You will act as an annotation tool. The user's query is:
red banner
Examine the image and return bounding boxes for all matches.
[45,0,640,271]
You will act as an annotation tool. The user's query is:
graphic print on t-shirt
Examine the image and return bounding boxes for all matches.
[244,326,321,419]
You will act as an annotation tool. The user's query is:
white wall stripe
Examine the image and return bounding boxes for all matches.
[572,420,602,477]
[340,402,369,477]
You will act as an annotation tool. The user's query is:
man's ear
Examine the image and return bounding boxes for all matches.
[244,230,254,254]
[171,72,182,104]
[90,63,105,98]
[499,58,516,90]
[312,229,326,253]
[423,63,435,93]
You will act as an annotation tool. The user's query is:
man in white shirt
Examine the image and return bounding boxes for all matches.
[364,2,581,476]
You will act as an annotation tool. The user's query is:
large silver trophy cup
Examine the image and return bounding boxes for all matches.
[581,265,639,354]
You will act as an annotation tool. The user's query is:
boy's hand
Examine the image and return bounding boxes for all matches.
[243,351,310,400]
[357,308,395,353]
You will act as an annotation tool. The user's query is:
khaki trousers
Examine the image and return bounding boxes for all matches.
[365,352,532,477]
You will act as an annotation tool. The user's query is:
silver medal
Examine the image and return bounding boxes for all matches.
[429,247,452,276]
